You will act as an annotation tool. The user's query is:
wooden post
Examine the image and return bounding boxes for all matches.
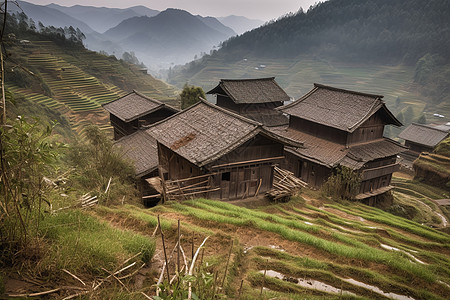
[158,215,170,282]
[221,240,234,287]
[177,220,181,274]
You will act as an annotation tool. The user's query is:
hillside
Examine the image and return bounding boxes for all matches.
[169,0,450,136]
[4,35,178,136]
[3,176,449,298]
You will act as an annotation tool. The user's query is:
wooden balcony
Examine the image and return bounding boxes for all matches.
[361,163,400,181]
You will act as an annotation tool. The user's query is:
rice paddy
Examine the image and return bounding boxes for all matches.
[91,188,450,299]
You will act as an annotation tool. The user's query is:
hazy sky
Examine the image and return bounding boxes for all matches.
[24,0,321,20]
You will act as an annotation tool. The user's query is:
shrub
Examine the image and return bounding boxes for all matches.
[322,167,361,201]
[66,125,136,204]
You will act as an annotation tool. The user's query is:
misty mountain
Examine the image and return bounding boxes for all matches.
[104,8,235,68]
[197,16,236,37]
[47,3,159,33]
[9,1,95,34]
[217,15,265,35]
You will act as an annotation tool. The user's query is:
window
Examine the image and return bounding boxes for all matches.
[222,172,230,181]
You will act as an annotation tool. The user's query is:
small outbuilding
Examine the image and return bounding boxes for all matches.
[398,123,450,156]
[145,99,302,200]
[207,77,290,127]
[103,90,178,140]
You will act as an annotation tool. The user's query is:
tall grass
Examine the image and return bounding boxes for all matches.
[39,210,155,275]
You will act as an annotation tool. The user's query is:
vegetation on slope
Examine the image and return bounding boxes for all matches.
[2,11,178,136]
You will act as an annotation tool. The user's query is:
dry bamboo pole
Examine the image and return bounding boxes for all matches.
[237,279,244,300]
[167,172,218,184]
[254,179,262,196]
[158,215,170,282]
[188,236,210,300]
[63,269,86,286]
[260,268,267,297]
[211,156,285,169]
[221,240,234,287]
[177,219,181,274]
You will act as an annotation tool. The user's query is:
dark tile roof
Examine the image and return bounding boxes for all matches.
[340,139,407,169]
[102,90,178,122]
[146,99,301,167]
[280,83,402,132]
[398,123,450,147]
[207,77,290,104]
[113,130,158,177]
[269,127,406,169]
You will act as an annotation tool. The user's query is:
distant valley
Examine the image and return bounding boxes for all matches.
[10,1,263,72]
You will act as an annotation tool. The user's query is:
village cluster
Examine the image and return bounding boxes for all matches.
[102,77,449,206]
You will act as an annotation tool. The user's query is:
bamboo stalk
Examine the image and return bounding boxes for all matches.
[260,268,267,297]
[188,236,210,300]
[221,240,234,287]
[237,279,244,300]
[177,219,181,274]
[211,156,284,169]
[63,269,86,286]
[8,288,61,298]
[158,215,170,282]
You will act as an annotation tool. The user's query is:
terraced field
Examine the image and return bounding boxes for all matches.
[91,184,450,299]
[7,40,178,135]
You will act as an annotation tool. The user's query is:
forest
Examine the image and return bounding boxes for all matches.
[216,0,450,64]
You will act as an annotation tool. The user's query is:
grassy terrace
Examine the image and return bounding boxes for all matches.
[92,194,450,299]
[8,40,179,135]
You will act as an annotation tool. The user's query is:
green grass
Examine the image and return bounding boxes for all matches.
[39,209,155,276]
[169,199,437,283]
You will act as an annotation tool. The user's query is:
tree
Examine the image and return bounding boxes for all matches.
[417,114,426,124]
[179,84,205,109]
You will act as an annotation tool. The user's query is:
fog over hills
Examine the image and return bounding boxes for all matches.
[217,15,265,35]
[46,3,159,33]
[104,8,236,69]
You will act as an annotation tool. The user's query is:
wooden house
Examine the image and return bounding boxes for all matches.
[103,90,178,140]
[274,83,406,204]
[398,123,449,159]
[145,99,302,200]
[207,77,290,127]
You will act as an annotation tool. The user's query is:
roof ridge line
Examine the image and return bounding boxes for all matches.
[279,85,318,111]
[313,83,384,99]
[411,122,450,133]
[220,77,275,82]
[198,97,263,127]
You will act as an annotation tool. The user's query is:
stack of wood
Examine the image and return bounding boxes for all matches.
[266,167,307,202]
[80,193,98,208]
[158,173,220,201]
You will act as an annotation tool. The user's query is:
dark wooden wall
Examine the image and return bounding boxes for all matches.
[289,117,348,144]
[213,134,284,166]
[359,155,398,194]
[405,141,433,153]
[111,114,138,140]
[282,151,331,188]
[158,144,204,181]
[111,109,177,140]
[347,112,385,145]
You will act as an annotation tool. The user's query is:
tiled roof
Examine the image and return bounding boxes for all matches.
[146,99,301,167]
[207,77,290,104]
[280,83,401,132]
[269,127,406,169]
[113,130,158,177]
[102,90,178,122]
[398,123,450,147]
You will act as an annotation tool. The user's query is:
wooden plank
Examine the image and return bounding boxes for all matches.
[211,156,285,169]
